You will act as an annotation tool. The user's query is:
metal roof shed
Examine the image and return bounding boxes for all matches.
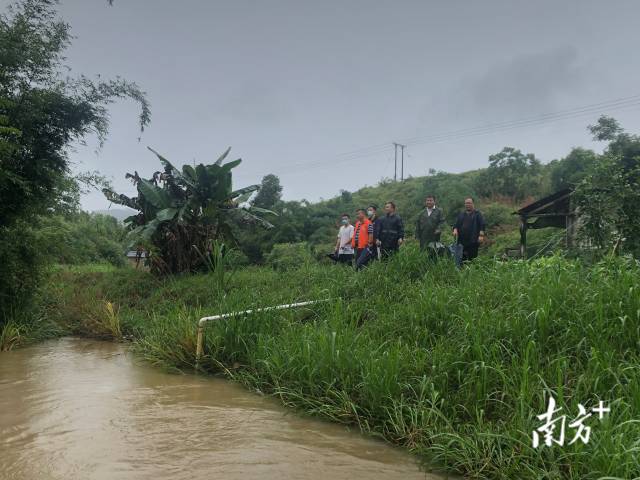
[514,188,576,258]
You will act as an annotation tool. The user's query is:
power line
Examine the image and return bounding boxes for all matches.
[272,94,640,176]
[402,95,640,147]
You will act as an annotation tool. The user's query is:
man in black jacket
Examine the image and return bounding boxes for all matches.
[376,201,404,258]
[453,197,486,263]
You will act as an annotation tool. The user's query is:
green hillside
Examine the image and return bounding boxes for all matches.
[239,145,589,263]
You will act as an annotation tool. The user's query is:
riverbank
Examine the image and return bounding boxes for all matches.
[22,249,640,478]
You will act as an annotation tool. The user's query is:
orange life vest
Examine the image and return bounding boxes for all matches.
[351,219,371,249]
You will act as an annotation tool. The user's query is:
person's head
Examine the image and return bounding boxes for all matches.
[366,204,377,219]
[425,195,435,209]
[464,197,475,212]
[384,201,396,215]
[340,213,350,225]
[356,208,366,221]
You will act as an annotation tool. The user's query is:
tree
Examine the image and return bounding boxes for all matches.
[103,147,275,274]
[477,147,543,201]
[575,116,640,257]
[0,0,149,323]
[588,116,623,142]
[0,0,149,227]
[252,174,282,210]
[548,147,598,191]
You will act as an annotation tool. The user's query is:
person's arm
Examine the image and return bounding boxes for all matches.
[335,232,341,252]
[367,222,374,248]
[397,216,405,245]
[453,213,461,238]
[436,209,445,235]
[477,212,486,243]
[374,219,382,246]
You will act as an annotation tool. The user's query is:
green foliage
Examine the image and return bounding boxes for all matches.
[476,147,545,201]
[104,148,274,274]
[0,0,150,227]
[476,201,515,230]
[0,220,48,324]
[193,240,235,294]
[37,212,126,266]
[548,147,598,191]
[45,255,640,479]
[266,242,314,271]
[252,174,282,210]
[575,116,640,257]
[0,0,149,324]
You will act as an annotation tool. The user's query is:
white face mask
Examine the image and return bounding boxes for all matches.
[341,218,348,225]
[367,210,374,218]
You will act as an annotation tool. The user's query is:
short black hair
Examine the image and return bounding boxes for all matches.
[385,201,396,209]
[356,208,366,214]
[426,194,435,200]
[368,204,378,211]
[341,213,350,218]
[465,197,474,202]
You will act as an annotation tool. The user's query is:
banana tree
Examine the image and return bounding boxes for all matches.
[103,147,275,274]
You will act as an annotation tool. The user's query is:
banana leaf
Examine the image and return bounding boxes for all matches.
[137,178,172,209]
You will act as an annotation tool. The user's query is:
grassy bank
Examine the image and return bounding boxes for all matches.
[35,248,640,478]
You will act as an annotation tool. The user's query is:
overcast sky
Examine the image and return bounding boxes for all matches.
[8,0,640,210]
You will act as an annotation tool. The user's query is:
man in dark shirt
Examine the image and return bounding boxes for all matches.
[453,197,486,263]
[376,201,404,258]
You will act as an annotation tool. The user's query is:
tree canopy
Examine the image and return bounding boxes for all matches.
[0,0,150,227]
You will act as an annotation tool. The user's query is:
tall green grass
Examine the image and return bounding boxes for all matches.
[43,248,640,479]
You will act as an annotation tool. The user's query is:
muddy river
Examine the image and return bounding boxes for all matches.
[0,338,442,479]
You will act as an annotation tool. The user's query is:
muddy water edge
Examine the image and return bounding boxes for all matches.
[0,338,446,480]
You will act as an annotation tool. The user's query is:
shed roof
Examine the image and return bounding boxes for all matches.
[515,188,573,217]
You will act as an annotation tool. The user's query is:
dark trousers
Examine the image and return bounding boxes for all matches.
[462,243,479,262]
[356,247,378,270]
[337,253,353,264]
[380,245,399,259]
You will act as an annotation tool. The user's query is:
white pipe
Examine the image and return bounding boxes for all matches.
[195,299,329,366]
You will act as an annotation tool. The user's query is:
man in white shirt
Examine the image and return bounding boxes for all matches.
[334,213,355,264]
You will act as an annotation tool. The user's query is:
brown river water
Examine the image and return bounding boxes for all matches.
[0,338,444,480]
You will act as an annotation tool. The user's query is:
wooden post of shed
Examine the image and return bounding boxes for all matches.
[519,216,527,259]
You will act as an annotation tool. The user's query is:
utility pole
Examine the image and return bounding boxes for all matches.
[393,142,406,182]
[392,143,398,181]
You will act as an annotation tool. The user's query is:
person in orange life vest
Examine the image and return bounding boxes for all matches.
[351,208,371,263]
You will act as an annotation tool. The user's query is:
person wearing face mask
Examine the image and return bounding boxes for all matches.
[355,204,380,269]
[333,213,355,264]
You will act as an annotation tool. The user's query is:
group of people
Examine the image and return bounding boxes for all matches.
[332,196,486,269]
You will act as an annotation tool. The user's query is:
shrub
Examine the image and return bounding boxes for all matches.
[266,242,315,271]
[0,221,48,325]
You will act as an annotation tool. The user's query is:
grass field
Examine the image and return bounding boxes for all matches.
[23,247,640,478]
